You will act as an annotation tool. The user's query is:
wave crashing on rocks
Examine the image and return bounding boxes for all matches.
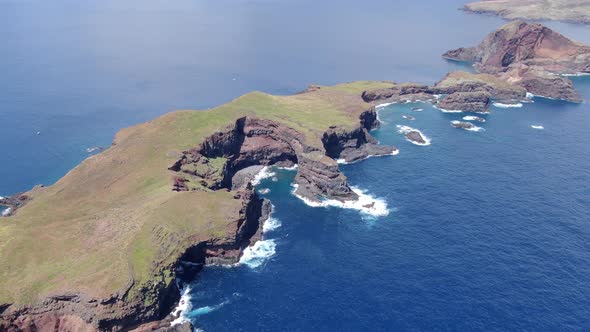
[396,125,431,146]
[451,120,484,132]
[493,102,523,108]
[292,184,389,218]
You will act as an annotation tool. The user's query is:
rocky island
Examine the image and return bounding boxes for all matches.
[0,82,398,331]
[463,0,590,25]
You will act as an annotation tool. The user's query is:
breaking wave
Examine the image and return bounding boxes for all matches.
[292,184,389,218]
[239,240,277,268]
[336,149,399,165]
[493,102,523,108]
[531,125,544,130]
[433,105,462,113]
[396,125,431,146]
[252,167,276,186]
[170,286,193,326]
[451,121,484,132]
[1,207,11,217]
[462,116,486,122]
[263,217,282,233]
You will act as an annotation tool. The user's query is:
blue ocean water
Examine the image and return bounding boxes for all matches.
[2,0,590,331]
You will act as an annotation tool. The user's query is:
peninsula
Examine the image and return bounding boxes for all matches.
[0,82,397,331]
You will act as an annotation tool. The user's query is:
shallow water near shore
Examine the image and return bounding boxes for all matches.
[3,0,590,331]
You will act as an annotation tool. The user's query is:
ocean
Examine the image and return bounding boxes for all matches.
[2,0,590,330]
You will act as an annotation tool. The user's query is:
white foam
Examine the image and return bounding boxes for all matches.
[396,125,431,146]
[531,125,544,130]
[411,108,424,112]
[493,102,523,108]
[277,164,298,171]
[170,286,192,326]
[526,92,559,101]
[433,94,443,99]
[561,72,590,77]
[292,184,389,218]
[251,167,276,186]
[433,105,462,113]
[263,217,282,233]
[375,102,397,109]
[336,149,399,165]
[462,116,486,122]
[450,121,484,132]
[258,188,270,195]
[239,239,277,268]
[271,177,278,182]
[1,208,11,217]
[0,196,4,200]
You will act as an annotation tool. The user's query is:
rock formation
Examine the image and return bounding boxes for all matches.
[443,20,589,102]
[438,91,492,113]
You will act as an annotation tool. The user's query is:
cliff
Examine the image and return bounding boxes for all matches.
[0,81,396,331]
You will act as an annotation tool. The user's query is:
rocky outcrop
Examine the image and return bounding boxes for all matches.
[438,91,492,113]
[170,110,395,203]
[432,71,527,102]
[322,126,396,163]
[0,191,36,217]
[451,121,478,130]
[516,72,583,102]
[361,83,434,104]
[0,186,268,332]
[443,20,589,102]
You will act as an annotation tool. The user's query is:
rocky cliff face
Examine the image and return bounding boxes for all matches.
[438,91,492,113]
[170,111,395,203]
[0,187,269,332]
[443,20,589,102]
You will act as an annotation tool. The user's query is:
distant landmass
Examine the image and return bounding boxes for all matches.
[463,0,590,24]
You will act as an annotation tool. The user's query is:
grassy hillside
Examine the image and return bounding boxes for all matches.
[0,81,393,307]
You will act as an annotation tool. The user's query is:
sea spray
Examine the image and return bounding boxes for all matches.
[239,240,277,268]
[1,207,11,217]
[493,102,523,108]
[252,167,276,186]
[171,286,193,326]
[262,217,282,233]
[292,184,390,218]
[396,125,431,146]
[336,149,399,165]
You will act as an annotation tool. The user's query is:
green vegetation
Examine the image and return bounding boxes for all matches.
[0,81,393,307]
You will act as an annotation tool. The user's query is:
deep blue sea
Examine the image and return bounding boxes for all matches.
[2,0,590,331]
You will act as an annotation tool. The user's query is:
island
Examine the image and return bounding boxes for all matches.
[463,0,590,25]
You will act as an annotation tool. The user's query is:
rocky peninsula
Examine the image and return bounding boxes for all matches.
[0,82,397,331]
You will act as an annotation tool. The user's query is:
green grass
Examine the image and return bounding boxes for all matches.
[0,81,385,308]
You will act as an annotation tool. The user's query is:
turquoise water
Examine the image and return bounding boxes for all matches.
[2,0,590,331]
